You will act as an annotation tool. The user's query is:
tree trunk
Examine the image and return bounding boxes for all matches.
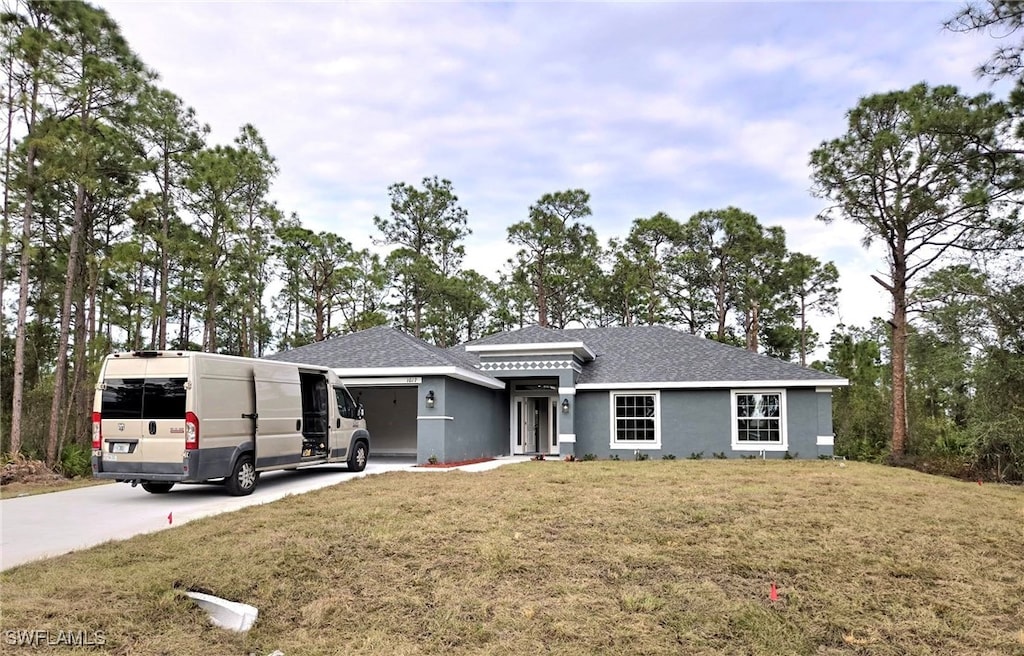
[536,255,548,327]
[47,181,88,466]
[889,256,909,460]
[799,295,807,367]
[746,301,760,352]
[0,52,15,441]
[9,139,40,456]
[158,149,170,349]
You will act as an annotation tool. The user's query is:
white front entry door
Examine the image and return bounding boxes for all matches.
[512,396,558,455]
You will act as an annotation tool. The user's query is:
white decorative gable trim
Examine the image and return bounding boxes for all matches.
[479,360,581,373]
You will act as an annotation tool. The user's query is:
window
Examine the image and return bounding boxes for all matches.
[610,392,660,449]
[335,387,356,419]
[101,378,187,419]
[731,390,787,451]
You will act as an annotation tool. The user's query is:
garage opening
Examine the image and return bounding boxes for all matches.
[347,385,417,456]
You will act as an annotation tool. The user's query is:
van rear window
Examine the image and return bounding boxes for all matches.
[102,378,187,419]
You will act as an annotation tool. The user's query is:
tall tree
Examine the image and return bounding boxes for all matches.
[810,83,1022,459]
[185,144,246,352]
[786,253,840,366]
[372,176,470,338]
[507,189,601,328]
[45,1,147,465]
[3,0,63,455]
[134,84,206,350]
[682,207,786,348]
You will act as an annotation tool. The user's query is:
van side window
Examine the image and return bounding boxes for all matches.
[101,378,187,419]
[335,387,355,419]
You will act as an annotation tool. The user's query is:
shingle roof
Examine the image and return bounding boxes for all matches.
[465,324,580,346]
[268,324,845,387]
[455,325,844,385]
[265,325,482,371]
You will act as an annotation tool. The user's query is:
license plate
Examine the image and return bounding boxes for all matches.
[112,443,130,453]
[105,454,117,461]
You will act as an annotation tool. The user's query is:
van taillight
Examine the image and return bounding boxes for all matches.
[92,411,102,448]
[185,411,199,449]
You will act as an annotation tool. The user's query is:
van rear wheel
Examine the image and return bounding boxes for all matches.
[348,440,368,472]
[226,455,258,496]
[141,481,174,494]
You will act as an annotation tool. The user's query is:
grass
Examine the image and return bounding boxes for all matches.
[2,460,1023,655]
[0,477,110,499]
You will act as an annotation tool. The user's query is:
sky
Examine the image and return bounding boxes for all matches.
[93,0,1011,353]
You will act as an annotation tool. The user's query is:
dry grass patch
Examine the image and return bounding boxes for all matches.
[2,460,1023,655]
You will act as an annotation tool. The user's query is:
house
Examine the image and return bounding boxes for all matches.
[266,324,847,463]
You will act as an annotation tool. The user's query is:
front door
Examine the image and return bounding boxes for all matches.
[512,396,558,455]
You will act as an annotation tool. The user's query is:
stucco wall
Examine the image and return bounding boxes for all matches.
[573,388,831,459]
[444,377,508,463]
[415,376,508,464]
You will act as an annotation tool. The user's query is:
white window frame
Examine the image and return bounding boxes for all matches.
[731,389,788,452]
[609,390,661,449]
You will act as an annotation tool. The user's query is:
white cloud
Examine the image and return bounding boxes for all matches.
[91,0,1012,351]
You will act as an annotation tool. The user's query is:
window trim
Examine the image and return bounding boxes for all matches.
[731,389,788,451]
[609,390,661,449]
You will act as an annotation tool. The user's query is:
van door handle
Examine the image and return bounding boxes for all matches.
[336,418,341,429]
[296,419,301,431]
[148,421,156,435]
[241,413,257,420]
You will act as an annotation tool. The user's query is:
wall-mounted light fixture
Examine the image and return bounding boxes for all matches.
[561,398,570,414]
[426,390,436,409]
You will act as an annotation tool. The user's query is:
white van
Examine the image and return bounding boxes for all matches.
[90,350,370,495]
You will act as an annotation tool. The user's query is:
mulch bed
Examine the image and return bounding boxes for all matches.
[416,457,495,468]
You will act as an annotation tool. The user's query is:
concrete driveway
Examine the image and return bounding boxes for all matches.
[0,455,532,571]
[0,458,416,571]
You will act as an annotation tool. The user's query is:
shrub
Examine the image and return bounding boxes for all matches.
[688,451,704,460]
[59,443,92,478]
[661,454,676,460]
[712,452,727,459]
[581,453,598,461]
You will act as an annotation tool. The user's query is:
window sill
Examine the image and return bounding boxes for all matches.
[610,443,662,450]
[731,443,788,452]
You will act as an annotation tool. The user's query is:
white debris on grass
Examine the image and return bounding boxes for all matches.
[184,590,258,632]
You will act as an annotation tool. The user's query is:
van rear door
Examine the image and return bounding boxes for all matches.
[100,378,147,464]
[99,354,189,469]
[252,364,303,468]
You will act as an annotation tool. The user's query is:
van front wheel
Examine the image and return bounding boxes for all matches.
[141,481,174,494]
[348,441,368,472]
[227,455,258,496]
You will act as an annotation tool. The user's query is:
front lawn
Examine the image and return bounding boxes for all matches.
[2,460,1022,655]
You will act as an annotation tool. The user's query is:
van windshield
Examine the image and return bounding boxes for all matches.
[102,378,187,419]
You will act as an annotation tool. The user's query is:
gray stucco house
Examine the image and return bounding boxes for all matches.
[267,324,847,464]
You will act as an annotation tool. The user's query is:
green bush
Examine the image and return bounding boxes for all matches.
[59,442,92,478]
